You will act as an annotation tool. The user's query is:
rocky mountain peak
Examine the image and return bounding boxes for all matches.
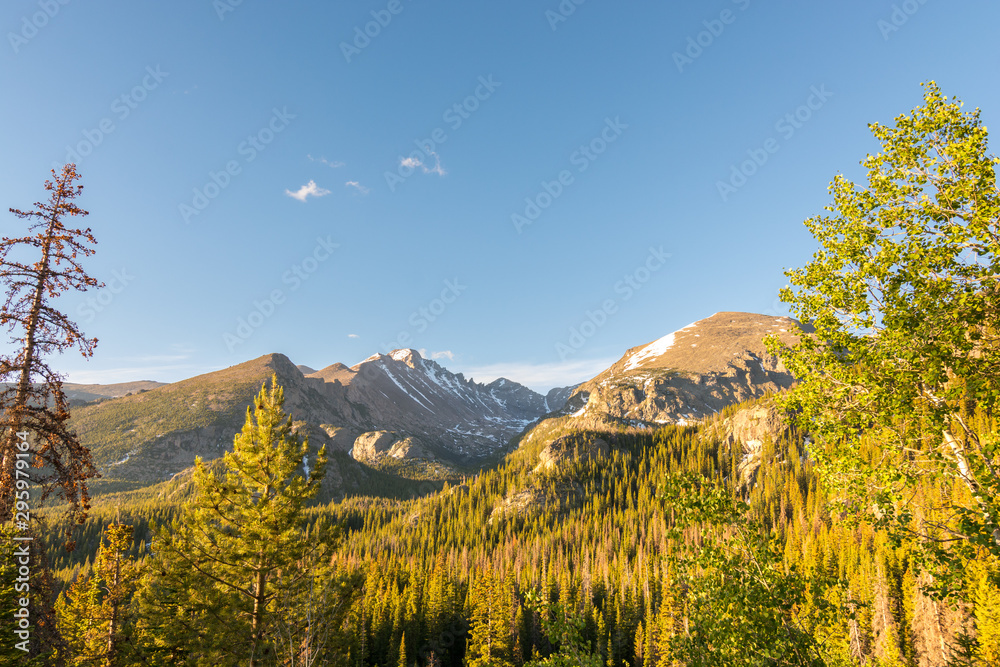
[387,348,423,368]
[532,311,804,432]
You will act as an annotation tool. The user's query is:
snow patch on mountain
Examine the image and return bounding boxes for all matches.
[623,321,698,371]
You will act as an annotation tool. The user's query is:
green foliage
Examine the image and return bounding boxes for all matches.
[767,81,1000,596]
[465,567,515,667]
[68,356,282,474]
[55,520,141,665]
[36,399,999,665]
[132,375,339,665]
[522,589,602,667]
[0,522,57,664]
[660,473,841,667]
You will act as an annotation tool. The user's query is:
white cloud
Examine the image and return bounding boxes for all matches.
[450,357,615,393]
[345,181,371,195]
[285,180,331,202]
[400,150,446,177]
[418,349,455,361]
[348,333,360,339]
[308,155,345,168]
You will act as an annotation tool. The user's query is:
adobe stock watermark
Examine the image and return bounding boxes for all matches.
[340,0,414,63]
[545,0,589,31]
[877,0,932,40]
[50,66,169,171]
[9,429,34,652]
[179,107,295,224]
[511,116,627,234]
[224,236,339,352]
[418,618,470,666]
[213,0,244,21]
[384,75,502,193]
[76,269,133,324]
[556,245,671,360]
[673,0,751,73]
[8,0,73,54]
[381,278,467,352]
[761,294,794,319]
[716,85,833,202]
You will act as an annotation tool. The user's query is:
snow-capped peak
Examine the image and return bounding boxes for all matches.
[623,321,698,371]
[390,348,420,363]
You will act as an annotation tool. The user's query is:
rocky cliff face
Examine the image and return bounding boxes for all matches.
[309,349,552,463]
[351,430,431,463]
[556,312,802,427]
[709,401,793,487]
[511,312,806,459]
[535,434,609,473]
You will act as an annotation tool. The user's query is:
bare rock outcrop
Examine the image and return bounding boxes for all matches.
[713,402,793,486]
[535,434,609,473]
[352,431,400,462]
[488,487,548,524]
[352,431,433,462]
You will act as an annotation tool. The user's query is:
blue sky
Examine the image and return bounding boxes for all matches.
[1,0,998,392]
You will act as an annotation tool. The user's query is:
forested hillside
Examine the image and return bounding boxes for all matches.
[38,394,1000,666]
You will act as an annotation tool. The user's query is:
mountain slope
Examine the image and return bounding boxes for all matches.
[71,353,342,484]
[571,311,800,423]
[311,349,551,462]
[72,349,569,488]
[514,312,804,458]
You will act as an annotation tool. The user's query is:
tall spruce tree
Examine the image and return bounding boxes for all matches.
[55,519,141,665]
[133,375,331,665]
[0,163,101,534]
[466,567,514,667]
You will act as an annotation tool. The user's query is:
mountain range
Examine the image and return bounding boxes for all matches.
[69,311,802,496]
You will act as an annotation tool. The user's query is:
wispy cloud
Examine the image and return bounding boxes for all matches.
[285,180,331,202]
[419,349,455,361]
[345,181,371,195]
[451,357,615,393]
[348,333,360,339]
[400,150,446,177]
[307,154,345,168]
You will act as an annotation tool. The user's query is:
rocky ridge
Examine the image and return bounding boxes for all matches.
[554,312,802,427]
[73,349,573,487]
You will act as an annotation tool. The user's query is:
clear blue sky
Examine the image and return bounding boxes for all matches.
[2,0,998,392]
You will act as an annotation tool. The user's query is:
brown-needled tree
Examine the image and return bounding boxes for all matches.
[0,163,102,540]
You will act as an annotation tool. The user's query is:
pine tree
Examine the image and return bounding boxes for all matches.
[397,632,408,667]
[522,590,603,667]
[0,522,52,664]
[466,567,514,667]
[133,375,331,665]
[55,519,140,665]
[0,163,101,532]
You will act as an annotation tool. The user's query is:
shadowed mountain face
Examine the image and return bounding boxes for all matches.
[72,349,569,487]
[307,349,551,462]
[525,312,803,437]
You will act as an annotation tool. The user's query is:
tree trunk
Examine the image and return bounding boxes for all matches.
[0,206,58,524]
[104,551,121,667]
[250,548,267,667]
